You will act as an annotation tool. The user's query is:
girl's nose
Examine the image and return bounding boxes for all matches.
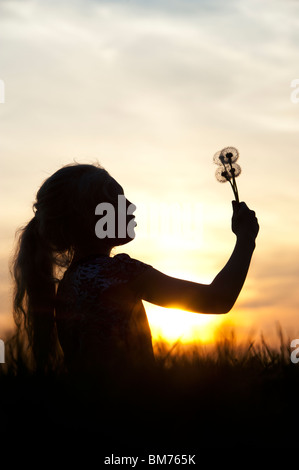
[127,200,136,213]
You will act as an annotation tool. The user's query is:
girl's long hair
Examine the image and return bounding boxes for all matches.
[11,162,112,373]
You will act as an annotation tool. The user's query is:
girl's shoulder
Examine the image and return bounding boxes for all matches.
[107,253,153,281]
[113,252,151,268]
[66,252,152,284]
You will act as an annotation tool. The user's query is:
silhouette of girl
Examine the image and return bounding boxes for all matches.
[12,163,259,378]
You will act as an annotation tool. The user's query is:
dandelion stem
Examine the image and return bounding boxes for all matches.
[227,156,239,203]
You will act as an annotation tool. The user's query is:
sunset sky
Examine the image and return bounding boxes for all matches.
[0,0,299,348]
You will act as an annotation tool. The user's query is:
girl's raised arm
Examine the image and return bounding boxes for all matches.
[131,202,259,315]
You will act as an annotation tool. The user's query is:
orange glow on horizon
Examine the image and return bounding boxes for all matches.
[145,303,223,345]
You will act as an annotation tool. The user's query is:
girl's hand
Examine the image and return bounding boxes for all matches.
[231,201,259,243]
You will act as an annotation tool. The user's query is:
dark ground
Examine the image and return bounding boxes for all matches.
[1,329,298,454]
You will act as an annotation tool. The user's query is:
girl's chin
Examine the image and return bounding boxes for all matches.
[112,235,136,246]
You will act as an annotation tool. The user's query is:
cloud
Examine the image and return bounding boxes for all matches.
[237,248,299,313]
[1,0,299,140]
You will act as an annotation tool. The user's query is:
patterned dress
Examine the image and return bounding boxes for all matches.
[55,253,155,376]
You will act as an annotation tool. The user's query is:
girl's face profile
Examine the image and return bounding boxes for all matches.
[102,177,137,244]
[105,177,136,213]
[105,177,124,203]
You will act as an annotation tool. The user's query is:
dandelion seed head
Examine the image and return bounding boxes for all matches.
[213,146,239,165]
[215,167,229,183]
[229,163,241,178]
[215,164,241,183]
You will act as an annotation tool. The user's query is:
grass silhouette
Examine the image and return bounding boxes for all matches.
[0,325,298,450]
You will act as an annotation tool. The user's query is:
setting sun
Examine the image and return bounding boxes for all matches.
[145,303,221,344]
